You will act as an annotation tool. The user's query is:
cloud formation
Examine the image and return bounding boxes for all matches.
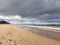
[0,0,60,22]
[0,15,21,19]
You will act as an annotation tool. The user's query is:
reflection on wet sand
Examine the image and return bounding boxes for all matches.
[23,27,60,41]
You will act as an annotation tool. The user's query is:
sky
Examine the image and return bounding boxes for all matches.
[0,0,60,22]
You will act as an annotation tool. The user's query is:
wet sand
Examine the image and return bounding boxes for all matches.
[0,24,60,45]
[21,26,60,41]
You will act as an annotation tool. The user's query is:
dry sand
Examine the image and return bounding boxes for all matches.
[0,24,60,45]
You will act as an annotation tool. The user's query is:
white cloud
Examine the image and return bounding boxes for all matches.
[0,15,21,19]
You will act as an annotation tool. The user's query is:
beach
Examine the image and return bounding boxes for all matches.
[0,24,60,45]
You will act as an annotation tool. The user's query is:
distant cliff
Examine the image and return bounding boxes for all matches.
[0,21,10,24]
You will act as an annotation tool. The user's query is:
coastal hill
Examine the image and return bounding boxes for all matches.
[0,21,10,24]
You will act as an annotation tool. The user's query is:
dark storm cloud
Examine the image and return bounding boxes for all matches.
[0,0,60,22]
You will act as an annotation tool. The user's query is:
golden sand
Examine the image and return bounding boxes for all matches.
[0,24,60,45]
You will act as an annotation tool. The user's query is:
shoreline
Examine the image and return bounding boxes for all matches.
[0,24,60,45]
